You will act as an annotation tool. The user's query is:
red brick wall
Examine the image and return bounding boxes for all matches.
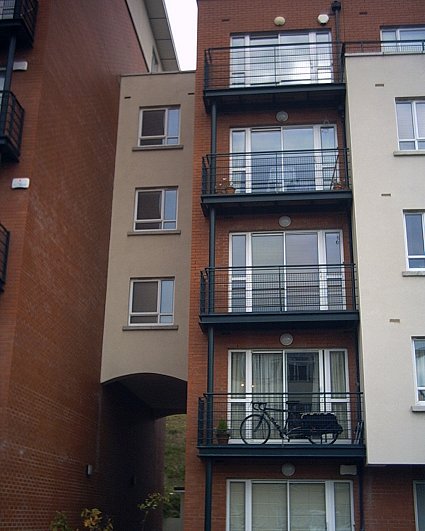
[186,0,425,529]
[0,1,148,529]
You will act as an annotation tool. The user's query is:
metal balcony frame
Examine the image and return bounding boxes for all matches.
[0,90,24,160]
[0,223,10,290]
[197,392,365,459]
[203,41,346,111]
[201,148,352,214]
[0,0,38,46]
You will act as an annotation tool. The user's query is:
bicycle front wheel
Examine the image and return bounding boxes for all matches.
[240,414,271,444]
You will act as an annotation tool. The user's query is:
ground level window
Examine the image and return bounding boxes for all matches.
[129,278,174,325]
[415,482,425,531]
[228,480,353,531]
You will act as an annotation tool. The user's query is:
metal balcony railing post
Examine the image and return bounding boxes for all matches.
[198,397,205,446]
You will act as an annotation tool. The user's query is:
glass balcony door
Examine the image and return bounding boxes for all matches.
[231,126,336,193]
[230,230,344,313]
[230,31,332,87]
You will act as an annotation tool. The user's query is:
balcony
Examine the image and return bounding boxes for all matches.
[0,0,38,46]
[345,39,425,55]
[0,91,24,161]
[200,264,358,329]
[198,392,365,458]
[0,223,10,291]
[201,148,351,214]
[203,42,345,111]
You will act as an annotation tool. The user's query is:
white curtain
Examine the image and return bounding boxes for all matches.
[290,483,326,531]
[330,351,346,393]
[229,482,245,531]
[334,483,352,530]
[252,483,287,531]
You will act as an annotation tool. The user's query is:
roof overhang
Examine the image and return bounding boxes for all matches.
[145,0,179,71]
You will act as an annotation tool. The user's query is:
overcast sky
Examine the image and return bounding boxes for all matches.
[164,0,198,71]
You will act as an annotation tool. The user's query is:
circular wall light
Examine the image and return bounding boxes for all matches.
[279,215,291,228]
[274,16,286,26]
[282,463,296,476]
[276,110,289,123]
[280,333,294,346]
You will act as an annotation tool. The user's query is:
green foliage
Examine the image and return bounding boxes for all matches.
[49,512,73,531]
[49,509,113,531]
[164,414,186,518]
[80,508,113,531]
[138,493,169,531]
[216,418,228,433]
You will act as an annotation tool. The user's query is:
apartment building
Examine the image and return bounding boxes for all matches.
[101,69,194,528]
[0,1,178,529]
[185,1,425,530]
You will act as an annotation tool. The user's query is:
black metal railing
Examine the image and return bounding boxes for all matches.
[204,41,344,91]
[200,264,357,315]
[0,223,10,290]
[202,148,350,195]
[0,0,38,41]
[0,91,24,159]
[345,39,425,55]
[198,392,363,447]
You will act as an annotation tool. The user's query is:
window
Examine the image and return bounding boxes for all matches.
[129,278,174,325]
[134,188,177,231]
[228,480,353,531]
[396,101,425,150]
[230,230,345,312]
[230,31,332,87]
[404,212,425,269]
[138,107,180,146]
[229,349,350,440]
[382,27,425,53]
[415,482,425,531]
[230,125,337,192]
[414,339,425,403]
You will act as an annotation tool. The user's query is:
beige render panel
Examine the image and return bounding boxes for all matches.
[101,72,195,385]
[346,53,425,465]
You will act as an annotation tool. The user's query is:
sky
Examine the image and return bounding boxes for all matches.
[164,0,198,71]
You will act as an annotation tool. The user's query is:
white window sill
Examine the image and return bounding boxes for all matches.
[402,270,425,277]
[122,325,178,331]
[393,150,425,156]
[132,144,184,152]
[411,405,425,413]
[127,229,181,236]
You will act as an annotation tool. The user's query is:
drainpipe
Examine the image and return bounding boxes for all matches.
[205,459,213,531]
[331,1,342,81]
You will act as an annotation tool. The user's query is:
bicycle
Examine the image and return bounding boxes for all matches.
[239,401,343,446]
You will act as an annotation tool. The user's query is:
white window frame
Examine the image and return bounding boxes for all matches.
[227,348,350,442]
[381,27,425,53]
[230,125,338,192]
[226,479,354,531]
[414,481,425,531]
[404,211,425,270]
[396,100,425,151]
[133,188,178,231]
[138,107,180,147]
[413,338,425,404]
[128,278,174,326]
[229,230,345,312]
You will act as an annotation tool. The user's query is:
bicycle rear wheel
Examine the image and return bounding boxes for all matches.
[307,431,339,446]
[240,414,271,444]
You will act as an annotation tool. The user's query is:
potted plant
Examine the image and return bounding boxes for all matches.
[215,419,230,444]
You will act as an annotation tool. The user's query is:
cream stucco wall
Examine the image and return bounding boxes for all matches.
[346,53,425,464]
[101,71,194,385]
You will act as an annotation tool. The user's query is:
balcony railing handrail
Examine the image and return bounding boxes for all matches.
[202,148,351,195]
[344,39,425,54]
[200,263,358,315]
[0,90,25,157]
[202,263,355,276]
[205,40,342,56]
[198,391,364,448]
[0,223,10,290]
